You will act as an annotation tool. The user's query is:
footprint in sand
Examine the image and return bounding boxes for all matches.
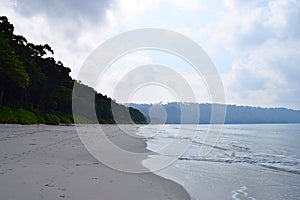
[45,183,55,188]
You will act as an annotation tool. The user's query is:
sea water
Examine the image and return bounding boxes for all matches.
[139,124,300,200]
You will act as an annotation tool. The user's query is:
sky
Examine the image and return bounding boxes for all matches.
[0,0,299,109]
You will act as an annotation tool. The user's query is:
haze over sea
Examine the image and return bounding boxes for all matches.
[139,123,300,200]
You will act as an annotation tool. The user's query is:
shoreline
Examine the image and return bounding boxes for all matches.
[0,124,191,200]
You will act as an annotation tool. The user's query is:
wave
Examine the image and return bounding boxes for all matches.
[149,134,251,155]
[143,126,300,175]
[232,186,256,200]
[178,156,300,175]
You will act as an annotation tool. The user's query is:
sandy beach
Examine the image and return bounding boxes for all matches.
[0,124,190,200]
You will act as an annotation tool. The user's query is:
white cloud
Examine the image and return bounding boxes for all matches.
[0,0,119,78]
[168,0,208,12]
[1,0,299,108]
[204,0,300,109]
[97,52,153,96]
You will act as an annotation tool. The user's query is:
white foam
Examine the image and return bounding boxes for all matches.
[231,186,256,200]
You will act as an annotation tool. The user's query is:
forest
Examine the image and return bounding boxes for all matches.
[128,102,300,124]
[0,16,146,125]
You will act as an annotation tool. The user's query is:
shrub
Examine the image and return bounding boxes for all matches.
[28,108,46,124]
[73,115,93,124]
[0,106,37,124]
[0,106,16,123]
[36,114,46,124]
[45,114,60,125]
[50,112,73,124]
[58,115,72,124]
[15,108,37,124]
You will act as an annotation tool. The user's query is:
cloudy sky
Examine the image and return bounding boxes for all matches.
[1,0,299,109]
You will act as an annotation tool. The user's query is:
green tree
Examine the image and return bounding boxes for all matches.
[0,16,147,124]
[0,34,29,104]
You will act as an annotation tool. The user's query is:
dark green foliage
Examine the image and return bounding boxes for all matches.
[73,115,93,124]
[0,106,16,123]
[0,106,37,124]
[26,107,46,124]
[0,16,147,124]
[14,108,37,124]
[44,114,60,125]
[0,35,29,88]
[129,107,147,124]
[52,112,73,124]
[0,33,29,105]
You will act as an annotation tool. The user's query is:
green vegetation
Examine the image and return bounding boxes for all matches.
[44,114,60,125]
[0,106,37,124]
[0,16,147,125]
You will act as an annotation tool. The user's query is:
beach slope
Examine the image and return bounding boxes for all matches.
[0,124,190,200]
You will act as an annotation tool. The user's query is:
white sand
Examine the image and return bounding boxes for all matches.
[0,124,190,200]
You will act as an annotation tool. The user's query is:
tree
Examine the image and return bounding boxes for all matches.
[0,34,29,104]
[0,16,147,124]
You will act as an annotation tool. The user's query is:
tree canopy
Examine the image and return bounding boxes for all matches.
[0,16,146,124]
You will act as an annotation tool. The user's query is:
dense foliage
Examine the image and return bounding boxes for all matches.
[0,16,146,125]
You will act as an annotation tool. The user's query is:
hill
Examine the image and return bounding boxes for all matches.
[127,102,300,124]
[0,16,146,125]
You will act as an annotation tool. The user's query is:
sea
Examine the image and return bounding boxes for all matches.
[138,124,300,200]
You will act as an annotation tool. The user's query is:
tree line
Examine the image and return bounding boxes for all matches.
[128,102,300,124]
[0,16,146,125]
